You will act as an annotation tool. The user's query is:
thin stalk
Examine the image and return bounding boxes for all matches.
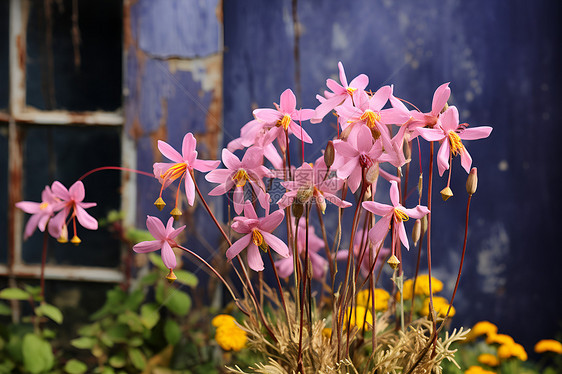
[426,142,437,354]
[40,230,48,301]
[316,204,335,287]
[409,230,425,323]
[266,248,291,325]
[78,166,154,181]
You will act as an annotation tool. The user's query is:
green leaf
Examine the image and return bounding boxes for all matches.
[0,302,11,316]
[128,348,146,370]
[155,282,165,304]
[108,352,126,368]
[23,285,42,301]
[78,323,101,337]
[164,290,191,317]
[71,337,96,350]
[118,311,143,333]
[140,303,160,329]
[0,288,29,300]
[174,270,198,287]
[164,319,181,345]
[64,359,88,374]
[42,328,56,339]
[125,290,144,310]
[126,228,155,245]
[36,303,63,324]
[105,324,129,343]
[140,271,159,286]
[129,336,143,347]
[22,333,54,374]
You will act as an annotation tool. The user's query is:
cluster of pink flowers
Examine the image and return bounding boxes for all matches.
[17,61,492,283]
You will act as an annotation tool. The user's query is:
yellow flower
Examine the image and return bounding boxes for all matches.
[464,365,496,374]
[477,353,499,367]
[534,339,562,354]
[420,296,455,317]
[356,289,390,311]
[465,321,498,341]
[212,314,247,351]
[497,343,527,361]
[414,274,443,295]
[344,306,374,331]
[322,327,332,340]
[486,333,514,346]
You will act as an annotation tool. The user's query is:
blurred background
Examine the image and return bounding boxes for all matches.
[1,0,560,358]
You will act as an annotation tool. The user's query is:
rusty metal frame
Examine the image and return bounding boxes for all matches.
[3,0,131,284]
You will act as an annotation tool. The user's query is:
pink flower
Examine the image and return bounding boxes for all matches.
[311,61,369,123]
[335,229,390,277]
[253,89,315,146]
[275,220,327,280]
[133,216,186,270]
[48,181,98,243]
[332,126,384,193]
[206,147,272,214]
[277,158,351,212]
[153,132,220,206]
[226,202,289,272]
[362,181,429,250]
[16,185,59,239]
[416,106,493,176]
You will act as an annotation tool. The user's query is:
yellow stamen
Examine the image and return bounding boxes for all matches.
[160,162,187,182]
[279,114,292,130]
[346,87,357,96]
[448,131,464,156]
[360,109,381,129]
[58,224,68,243]
[232,169,249,187]
[251,229,264,246]
[394,208,409,222]
[70,235,81,245]
[39,202,49,210]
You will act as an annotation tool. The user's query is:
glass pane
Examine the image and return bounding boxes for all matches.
[21,125,121,267]
[26,0,122,111]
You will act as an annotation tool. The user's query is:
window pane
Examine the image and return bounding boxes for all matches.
[21,125,121,267]
[26,0,122,111]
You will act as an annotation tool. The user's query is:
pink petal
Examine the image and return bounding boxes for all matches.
[242,147,264,168]
[347,167,362,193]
[460,126,493,140]
[370,86,391,110]
[440,106,459,132]
[75,206,98,230]
[133,240,162,253]
[246,244,264,272]
[280,89,296,113]
[334,141,359,158]
[397,222,409,250]
[253,108,282,124]
[221,148,241,170]
[193,159,220,172]
[310,251,328,280]
[294,109,315,121]
[289,122,313,143]
[368,215,392,247]
[243,202,258,219]
[431,83,451,116]
[51,181,70,201]
[356,126,373,153]
[312,95,345,123]
[389,181,400,207]
[259,210,285,232]
[403,205,430,220]
[48,209,68,238]
[261,231,289,258]
[23,214,41,239]
[69,181,86,202]
[233,187,245,214]
[208,183,232,196]
[181,133,197,160]
[338,61,348,87]
[275,257,294,278]
[460,148,473,173]
[158,140,183,163]
[161,241,177,269]
[205,169,234,184]
[264,144,283,169]
[226,233,252,261]
[363,201,393,217]
[15,201,41,214]
[168,225,186,240]
[146,215,166,240]
[335,249,350,261]
[349,74,369,90]
[184,174,196,206]
[417,128,445,142]
[437,141,451,177]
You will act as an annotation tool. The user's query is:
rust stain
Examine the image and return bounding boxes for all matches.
[149,98,168,162]
[215,0,223,25]
[7,122,23,272]
[123,0,133,50]
[130,115,144,139]
[201,54,223,160]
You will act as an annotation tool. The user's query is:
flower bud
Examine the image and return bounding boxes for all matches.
[466,167,478,195]
[440,186,453,201]
[364,186,372,200]
[324,140,335,168]
[317,194,327,214]
[387,255,400,270]
[421,215,428,236]
[365,163,379,185]
[412,219,421,246]
[403,135,411,161]
[292,201,304,220]
[296,186,313,204]
[417,173,423,198]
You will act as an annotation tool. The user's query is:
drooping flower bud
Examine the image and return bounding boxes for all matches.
[403,134,411,161]
[317,194,327,214]
[421,215,428,236]
[440,186,453,201]
[466,167,478,195]
[412,219,421,246]
[292,201,304,220]
[324,140,335,168]
[365,163,379,185]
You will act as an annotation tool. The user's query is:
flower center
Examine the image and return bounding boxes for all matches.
[160,162,187,182]
[39,202,49,210]
[448,131,464,156]
[346,87,357,96]
[394,208,409,222]
[279,114,292,130]
[359,154,372,169]
[360,109,381,129]
[252,229,269,252]
[232,169,250,187]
